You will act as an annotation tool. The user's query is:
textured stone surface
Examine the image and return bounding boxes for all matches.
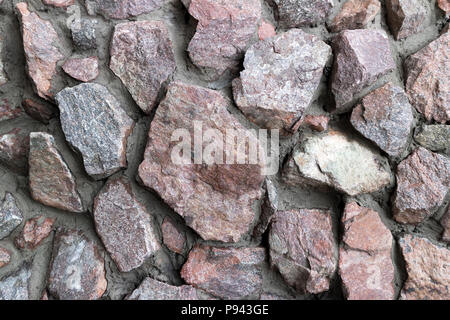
[84,0,167,19]
[269,0,334,27]
[441,207,450,242]
[93,176,161,272]
[350,83,414,157]
[404,31,449,123]
[181,245,266,299]
[0,264,31,300]
[232,29,331,133]
[386,0,430,40]
[415,125,450,154]
[0,36,6,86]
[55,83,134,180]
[48,229,107,300]
[284,131,392,196]
[16,2,64,100]
[0,193,23,240]
[399,234,450,300]
[15,216,55,250]
[127,277,199,300]
[329,0,380,33]
[138,82,264,243]
[71,19,97,51]
[0,128,30,174]
[161,217,186,255]
[258,20,276,40]
[62,57,99,82]
[392,147,450,224]
[29,132,84,213]
[253,179,278,240]
[22,99,54,124]
[43,0,74,7]
[187,0,262,81]
[302,115,329,132]
[110,21,176,114]
[438,0,450,14]
[269,209,337,294]
[331,29,395,113]
[0,247,10,268]
[0,99,22,122]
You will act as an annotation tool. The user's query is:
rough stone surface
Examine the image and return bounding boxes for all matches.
[84,0,167,19]
[302,115,329,132]
[62,57,99,82]
[350,83,414,157]
[414,125,450,154]
[71,19,97,51]
[161,217,186,255]
[404,31,449,123]
[110,21,176,114]
[22,99,54,124]
[329,0,381,33]
[127,277,199,300]
[438,0,450,14]
[232,29,331,133]
[399,234,450,300]
[269,0,334,28]
[284,131,392,196]
[187,0,262,81]
[55,83,135,180]
[0,264,31,300]
[181,245,266,299]
[0,36,6,86]
[47,229,107,300]
[93,176,161,272]
[258,20,276,40]
[253,179,278,240]
[0,193,23,240]
[138,82,264,243]
[386,0,430,40]
[392,147,450,224]
[331,29,395,113]
[16,2,64,100]
[441,207,450,242]
[29,132,84,213]
[43,0,74,7]
[0,247,10,268]
[0,99,22,122]
[15,216,55,250]
[269,209,337,294]
[0,128,30,174]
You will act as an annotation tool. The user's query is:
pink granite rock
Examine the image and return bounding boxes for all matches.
[127,277,199,300]
[302,115,329,132]
[15,216,55,250]
[438,0,450,14]
[161,218,186,255]
[62,57,98,82]
[329,0,381,33]
[258,20,276,40]
[386,0,430,40]
[43,0,74,7]
[0,247,10,268]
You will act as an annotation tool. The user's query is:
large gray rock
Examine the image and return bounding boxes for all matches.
[269,0,334,27]
[0,264,31,300]
[71,18,97,51]
[0,193,23,240]
[414,125,450,155]
[126,277,199,300]
[84,0,167,19]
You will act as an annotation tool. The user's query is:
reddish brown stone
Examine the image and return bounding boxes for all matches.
[329,0,381,33]
[85,0,167,19]
[161,217,186,255]
[438,0,450,14]
[181,245,266,299]
[441,207,450,242]
[399,234,450,300]
[0,247,10,268]
[392,147,450,224]
[42,0,74,7]
[22,99,54,124]
[258,20,276,40]
[0,99,22,122]
[62,57,99,82]
[0,128,30,174]
[269,209,337,294]
[15,216,55,250]
[386,0,430,40]
[302,115,329,132]
[126,277,199,300]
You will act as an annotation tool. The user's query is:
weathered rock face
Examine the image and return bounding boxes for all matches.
[404,31,449,123]
[441,207,450,242]
[84,0,167,19]
[269,209,337,294]
[55,83,135,180]
[187,0,262,81]
[399,234,450,300]
[161,217,186,255]
[15,216,55,250]
[93,176,161,272]
[47,229,107,300]
[329,0,380,33]
[0,128,30,174]
[0,36,6,86]
[302,115,329,132]
[0,193,23,240]
[62,57,99,82]
[386,0,430,40]
[232,29,331,133]
[22,99,54,124]
[350,83,414,157]
[138,82,264,243]
[181,245,266,299]
[283,131,392,196]
[0,264,31,300]
[392,147,450,224]
[110,21,176,114]
[253,179,278,240]
[127,277,199,300]
[0,247,10,268]
[331,29,395,113]
[415,125,450,154]
[71,19,97,51]
[43,0,74,7]
[269,0,334,28]
[29,132,84,213]
[16,2,64,100]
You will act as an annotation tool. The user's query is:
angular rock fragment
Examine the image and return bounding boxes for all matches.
[329,0,380,33]
[414,125,450,154]
[283,131,392,196]
[93,176,160,272]
[392,147,450,224]
[386,0,430,40]
[16,2,64,100]
[138,82,264,242]
[187,0,262,81]
[399,234,450,300]
[269,209,336,294]
[0,193,23,240]
[15,216,55,250]
[84,0,167,19]
[48,229,107,300]
[404,31,449,123]
[62,57,98,82]
[29,132,84,213]
[302,115,329,132]
[43,0,74,7]
[181,245,266,299]
[127,277,199,300]
[258,20,276,40]
[0,36,7,86]
[55,83,134,180]
[0,128,30,174]
[110,21,176,114]
[71,19,97,50]
[161,218,186,255]
[269,0,334,27]
[22,99,54,124]
[233,29,331,133]
[350,83,414,157]
[253,179,278,240]
[0,247,10,268]
[331,29,395,113]
[0,264,31,300]
[441,207,450,242]
[0,99,22,122]
[438,0,450,15]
